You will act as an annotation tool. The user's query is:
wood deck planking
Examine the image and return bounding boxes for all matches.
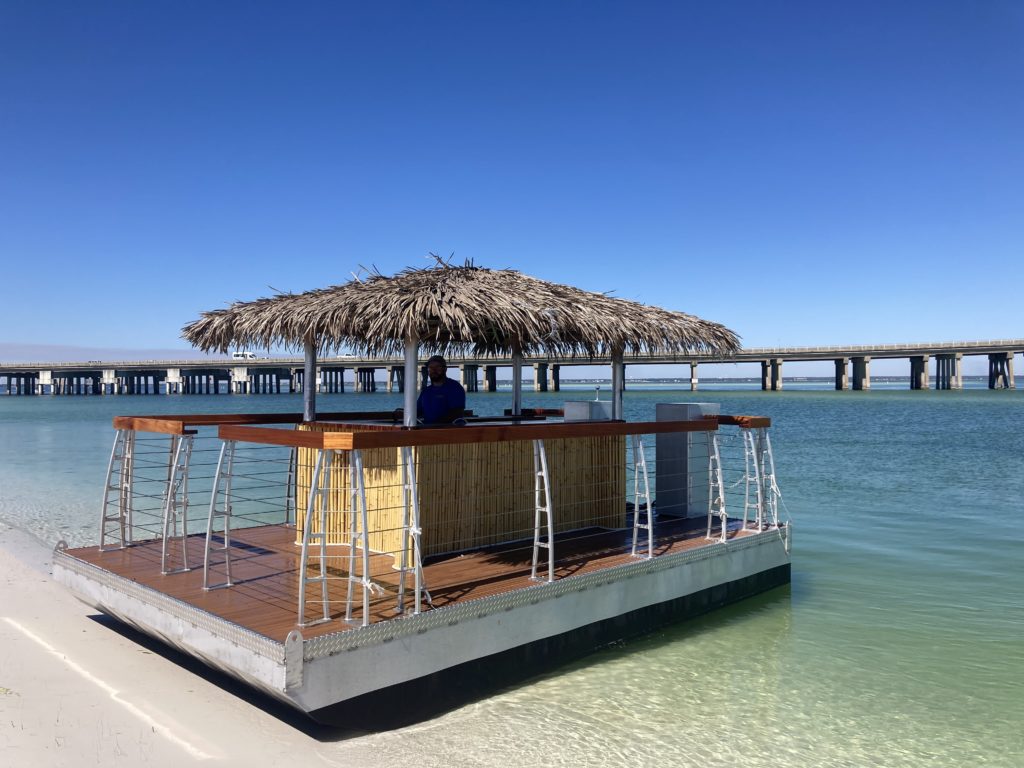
[66,518,753,644]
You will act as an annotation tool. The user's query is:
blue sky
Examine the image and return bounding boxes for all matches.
[1,2,1021,376]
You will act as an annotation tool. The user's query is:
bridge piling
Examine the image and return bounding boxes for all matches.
[8,374,37,395]
[852,356,871,390]
[761,359,783,391]
[355,367,376,393]
[387,365,405,393]
[910,355,931,390]
[462,364,479,393]
[533,363,548,392]
[988,353,1015,389]
[320,368,347,394]
[835,358,848,390]
[935,353,963,390]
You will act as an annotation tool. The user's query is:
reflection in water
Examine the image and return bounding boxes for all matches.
[335,589,796,767]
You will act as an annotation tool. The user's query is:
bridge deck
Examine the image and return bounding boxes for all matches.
[2,338,1022,372]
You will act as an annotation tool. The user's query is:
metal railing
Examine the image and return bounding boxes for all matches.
[97,411,787,629]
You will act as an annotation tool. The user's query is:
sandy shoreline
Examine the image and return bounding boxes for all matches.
[0,524,391,767]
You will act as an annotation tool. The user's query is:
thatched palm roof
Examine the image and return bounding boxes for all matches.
[182,262,740,358]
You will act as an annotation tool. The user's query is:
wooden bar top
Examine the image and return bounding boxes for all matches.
[218,417,721,449]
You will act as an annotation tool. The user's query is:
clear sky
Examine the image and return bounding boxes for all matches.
[2,1,1021,376]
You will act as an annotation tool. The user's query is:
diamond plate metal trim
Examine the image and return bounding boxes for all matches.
[53,549,285,662]
[304,525,790,660]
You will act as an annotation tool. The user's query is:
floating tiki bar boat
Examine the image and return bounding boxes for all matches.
[53,262,792,722]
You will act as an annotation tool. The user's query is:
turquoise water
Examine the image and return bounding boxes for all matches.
[1,386,1022,766]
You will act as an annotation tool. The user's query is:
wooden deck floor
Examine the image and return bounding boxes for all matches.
[65,517,753,644]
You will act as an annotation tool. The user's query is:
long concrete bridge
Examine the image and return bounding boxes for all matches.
[1,339,1020,395]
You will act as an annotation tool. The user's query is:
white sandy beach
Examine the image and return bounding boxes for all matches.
[0,523,395,768]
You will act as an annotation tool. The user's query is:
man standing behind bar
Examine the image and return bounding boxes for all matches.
[417,355,467,424]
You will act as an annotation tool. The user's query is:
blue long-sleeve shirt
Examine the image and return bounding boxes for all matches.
[416,378,466,424]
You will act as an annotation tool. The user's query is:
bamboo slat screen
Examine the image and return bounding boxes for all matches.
[294,423,403,554]
[294,423,626,558]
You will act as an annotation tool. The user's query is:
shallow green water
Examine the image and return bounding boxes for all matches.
[1,386,1021,766]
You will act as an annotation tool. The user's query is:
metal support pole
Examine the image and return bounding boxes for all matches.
[404,339,418,427]
[303,341,317,421]
[611,350,625,420]
[512,349,523,416]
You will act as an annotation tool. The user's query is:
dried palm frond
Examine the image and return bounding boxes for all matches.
[182,261,740,358]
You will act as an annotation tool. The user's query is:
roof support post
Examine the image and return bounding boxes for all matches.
[403,338,418,427]
[511,347,523,416]
[303,341,317,422]
[611,349,625,420]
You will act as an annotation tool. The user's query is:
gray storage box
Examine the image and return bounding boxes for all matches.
[563,400,614,422]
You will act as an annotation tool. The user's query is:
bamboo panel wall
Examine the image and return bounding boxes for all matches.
[294,423,626,559]
[294,424,404,553]
[415,435,626,556]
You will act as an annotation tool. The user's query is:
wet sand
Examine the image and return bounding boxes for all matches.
[0,524,383,767]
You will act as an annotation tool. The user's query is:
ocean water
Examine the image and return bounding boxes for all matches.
[1,385,1022,766]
